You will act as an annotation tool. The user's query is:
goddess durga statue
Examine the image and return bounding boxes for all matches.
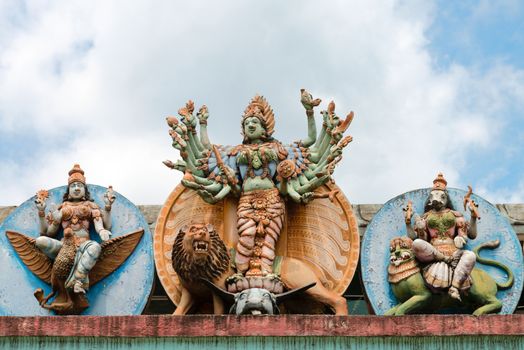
[165,89,353,279]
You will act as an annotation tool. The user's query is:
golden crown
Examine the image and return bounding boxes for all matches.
[68,164,86,185]
[241,95,275,138]
[432,172,447,190]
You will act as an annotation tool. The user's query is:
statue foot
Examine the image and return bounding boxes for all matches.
[448,286,461,301]
[34,288,45,304]
[49,301,74,312]
[73,281,86,294]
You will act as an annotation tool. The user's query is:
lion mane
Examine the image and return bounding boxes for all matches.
[387,236,420,284]
[171,224,230,283]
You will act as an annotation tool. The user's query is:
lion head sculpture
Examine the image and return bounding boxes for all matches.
[387,236,420,284]
[389,236,414,266]
[171,223,231,283]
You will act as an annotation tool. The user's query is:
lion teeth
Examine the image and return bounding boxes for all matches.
[193,241,208,252]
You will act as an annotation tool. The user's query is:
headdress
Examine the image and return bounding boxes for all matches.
[241,95,275,139]
[68,164,86,185]
[432,172,447,190]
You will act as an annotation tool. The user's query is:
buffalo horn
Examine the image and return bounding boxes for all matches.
[275,282,316,304]
[199,278,236,303]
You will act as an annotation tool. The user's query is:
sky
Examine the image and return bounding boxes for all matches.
[0,0,523,206]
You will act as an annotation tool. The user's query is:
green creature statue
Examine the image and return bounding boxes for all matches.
[385,236,513,315]
[165,89,353,279]
[386,173,514,315]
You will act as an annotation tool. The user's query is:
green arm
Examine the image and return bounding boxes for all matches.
[167,101,240,204]
[298,109,352,193]
[298,113,317,147]
[181,173,224,193]
[197,185,232,204]
[293,174,330,194]
[282,179,301,203]
[180,113,207,157]
[168,122,199,171]
[197,105,212,150]
[170,101,213,166]
[178,101,206,154]
[308,112,336,162]
[298,89,320,147]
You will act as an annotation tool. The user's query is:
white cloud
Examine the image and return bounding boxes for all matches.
[0,0,523,206]
[478,179,524,203]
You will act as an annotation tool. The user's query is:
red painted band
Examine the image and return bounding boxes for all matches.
[0,315,523,337]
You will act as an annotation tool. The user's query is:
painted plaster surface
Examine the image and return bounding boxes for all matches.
[0,185,154,316]
[1,315,523,337]
[1,336,524,350]
[361,188,523,315]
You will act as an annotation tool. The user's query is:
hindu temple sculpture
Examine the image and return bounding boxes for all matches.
[361,172,523,315]
[170,223,345,314]
[156,89,360,315]
[404,173,479,301]
[165,90,352,277]
[4,164,146,315]
[201,277,317,315]
[385,236,513,315]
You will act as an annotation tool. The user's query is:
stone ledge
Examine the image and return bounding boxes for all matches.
[1,315,523,337]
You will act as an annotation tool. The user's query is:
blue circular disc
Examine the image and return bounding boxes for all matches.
[361,188,523,315]
[0,185,154,315]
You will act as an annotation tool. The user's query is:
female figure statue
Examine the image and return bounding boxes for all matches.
[404,173,478,300]
[35,164,115,294]
[165,90,353,278]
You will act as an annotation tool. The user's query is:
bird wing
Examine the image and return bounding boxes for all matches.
[6,230,53,284]
[89,229,144,286]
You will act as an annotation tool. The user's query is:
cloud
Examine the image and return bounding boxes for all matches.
[0,0,523,206]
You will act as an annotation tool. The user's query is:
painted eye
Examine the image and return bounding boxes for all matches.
[390,246,395,252]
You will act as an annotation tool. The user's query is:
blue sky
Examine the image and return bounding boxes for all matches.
[428,0,524,201]
[0,1,523,205]
[429,1,524,70]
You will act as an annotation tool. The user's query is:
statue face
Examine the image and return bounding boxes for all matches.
[428,190,448,210]
[182,224,211,263]
[232,288,277,315]
[243,117,265,142]
[389,237,414,267]
[68,181,86,200]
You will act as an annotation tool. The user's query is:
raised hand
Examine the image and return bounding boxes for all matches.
[300,89,321,111]
[301,192,315,204]
[403,201,413,224]
[104,186,116,210]
[463,185,480,219]
[163,159,176,169]
[197,105,209,125]
[197,189,217,204]
[35,190,49,212]
[178,100,197,128]
[99,229,112,241]
[468,199,479,219]
[454,236,466,249]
